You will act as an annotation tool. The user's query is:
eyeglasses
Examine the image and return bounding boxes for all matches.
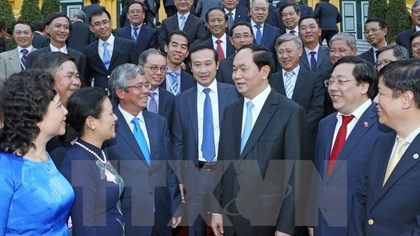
[324,79,355,87]
[127,83,151,91]
[144,65,167,73]
[92,20,110,28]
[129,10,143,14]
[231,34,252,40]
[363,27,382,35]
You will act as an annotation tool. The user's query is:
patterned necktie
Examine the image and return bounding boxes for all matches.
[284,71,294,99]
[240,101,254,154]
[131,117,151,165]
[216,39,225,60]
[310,51,317,72]
[383,138,408,186]
[168,72,180,95]
[132,27,139,42]
[102,42,111,70]
[290,30,296,35]
[179,15,186,30]
[148,92,158,113]
[254,24,262,45]
[202,88,215,162]
[327,115,355,176]
[228,12,234,29]
[21,49,28,70]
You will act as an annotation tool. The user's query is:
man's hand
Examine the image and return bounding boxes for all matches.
[275,231,291,236]
[179,184,186,203]
[211,214,224,236]
[171,216,182,228]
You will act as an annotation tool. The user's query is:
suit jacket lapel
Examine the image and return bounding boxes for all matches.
[217,83,229,121]
[157,88,166,116]
[316,47,328,70]
[110,37,122,68]
[261,24,270,46]
[300,51,310,71]
[186,87,199,145]
[9,50,21,73]
[240,90,278,159]
[144,111,157,163]
[233,99,244,158]
[319,116,337,179]
[183,14,193,31]
[172,16,179,30]
[292,69,305,101]
[136,26,146,46]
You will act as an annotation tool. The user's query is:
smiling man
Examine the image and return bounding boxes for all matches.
[396,0,420,57]
[359,18,388,65]
[0,20,35,82]
[280,2,301,35]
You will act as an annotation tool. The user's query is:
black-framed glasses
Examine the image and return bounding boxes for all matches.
[144,65,167,73]
[127,83,152,91]
[363,27,382,35]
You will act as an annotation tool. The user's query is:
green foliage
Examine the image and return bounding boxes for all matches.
[20,0,43,23]
[0,0,15,29]
[386,0,410,42]
[368,0,387,19]
[41,0,60,18]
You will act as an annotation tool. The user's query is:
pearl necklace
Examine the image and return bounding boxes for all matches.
[30,150,49,171]
[75,141,107,164]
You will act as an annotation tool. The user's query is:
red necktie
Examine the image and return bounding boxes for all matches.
[327,115,355,175]
[216,39,225,60]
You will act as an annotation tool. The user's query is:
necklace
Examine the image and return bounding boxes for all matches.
[30,150,49,171]
[75,141,107,164]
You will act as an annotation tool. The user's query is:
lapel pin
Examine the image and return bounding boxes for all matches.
[363,122,369,128]
[413,154,419,160]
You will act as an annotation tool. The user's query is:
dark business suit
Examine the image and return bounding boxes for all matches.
[159,70,196,94]
[26,46,88,86]
[272,5,314,32]
[224,9,251,32]
[216,54,235,84]
[313,103,389,236]
[84,37,139,89]
[396,28,416,58]
[213,89,308,236]
[359,48,376,65]
[254,23,281,54]
[81,4,105,24]
[116,25,158,55]
[198,36,235,59]
[349,130,420,236]
[172,82,240,235]
[299,46,333,76]
[104,108,181,236]
[68,21,95,53]
[32,33,50,49]
[151,87,175,130]
[158,13,208,52]
[313,1,341,44]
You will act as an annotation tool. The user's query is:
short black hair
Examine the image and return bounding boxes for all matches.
[230,21,254,37]
[205,7,228,23]
[365,17,387,29]
[189,44,218,63]
[166,30,190,48]
[127,1,148,13]
[44,12,70,26]
[12,20,34,33]
[280,2,300,15]
[298,16,320,29]
[89,7,111,24]
[32,21,46,32]
[235,44,274,78]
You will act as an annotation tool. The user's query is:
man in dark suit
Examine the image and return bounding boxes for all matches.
[159,0,207,51]
[349,58,420,236]
[298,16,332,75]
[250,0,281,56]
[376,44,409,71]
[160,31,196,95]
[138,48,175,129]
[27,12,87,86]
[31,21,50,49]
[172,45,240,236]
[272,0,313,32]
[68,10,95,53]
[314,0,341,45]
[311,56,389,236]
[105,64,182,236]
[199,7,235,60]
[270,34,324,159]
[221,0,251,31]
[216,22,254,84]
[116,2,158,56]
[396,0,420,57]
[211,44,308,236]
[164,0,177,17]
[81,0,104,24]
[279,2,301,36]
[84,8,139,90]
[359,18,388,65]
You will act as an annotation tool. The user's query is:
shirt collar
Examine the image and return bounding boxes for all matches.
[17,45,33,53]
[50,44,67,53]
[225,8,236,16]
[212,34,227,43]
[244,84,271,110]
[99,34,115,46]
[399,126,420,144]
[282,64,300,75]
[197,79,218,95]
[250,20,264,28]
[118,104,145,125]
[304,44,320,56]
[336,99,372,120]
[177,12,190,19]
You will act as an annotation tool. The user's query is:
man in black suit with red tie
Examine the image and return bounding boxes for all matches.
[211,44,308,236]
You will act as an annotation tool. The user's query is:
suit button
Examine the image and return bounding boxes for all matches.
[107,75,110,78]
[148,192,153,196]
[368,219,374,225]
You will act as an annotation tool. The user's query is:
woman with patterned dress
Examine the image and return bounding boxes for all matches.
[60,87,124,236]
[0,70,75,235]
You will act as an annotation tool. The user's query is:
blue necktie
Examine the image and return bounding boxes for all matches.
[132,27,139,42]
[202,88,215,162]
[102,42,111,70]
[310,51,317,72]
[240,101,254,154]
[255,24,262,45]
[168,72,180,95]
[179,15,186,30]
[228,12,234,29]
[131,117,151,165]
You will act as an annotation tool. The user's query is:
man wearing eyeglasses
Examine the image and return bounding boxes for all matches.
[410,31,420,59]
[311,56,389,236]
[359,18,388,65]
[116,2,158,56]
[84,8,139,91]
[376,44,408,71]
[216,21,254,84]
[138,48,175,130]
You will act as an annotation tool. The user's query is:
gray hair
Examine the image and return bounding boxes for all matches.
[376,44,409,61]
[275,33,303,48]
[329,33,357,49]
[413,0,420,11]
[138,48,166,66]
[73,10,86,21]
[108,63,145,101]
[250,0,270,9]
[32,52,75,76]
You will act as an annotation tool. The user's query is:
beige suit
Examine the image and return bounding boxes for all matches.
[0,47,36,82]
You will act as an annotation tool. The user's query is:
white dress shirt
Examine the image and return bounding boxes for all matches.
[119,105,151,152]
[212,34,227,58]
[241,85,272,136]
[282,65,300,99]
[98,34,115,60]
[50,44,68,54]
